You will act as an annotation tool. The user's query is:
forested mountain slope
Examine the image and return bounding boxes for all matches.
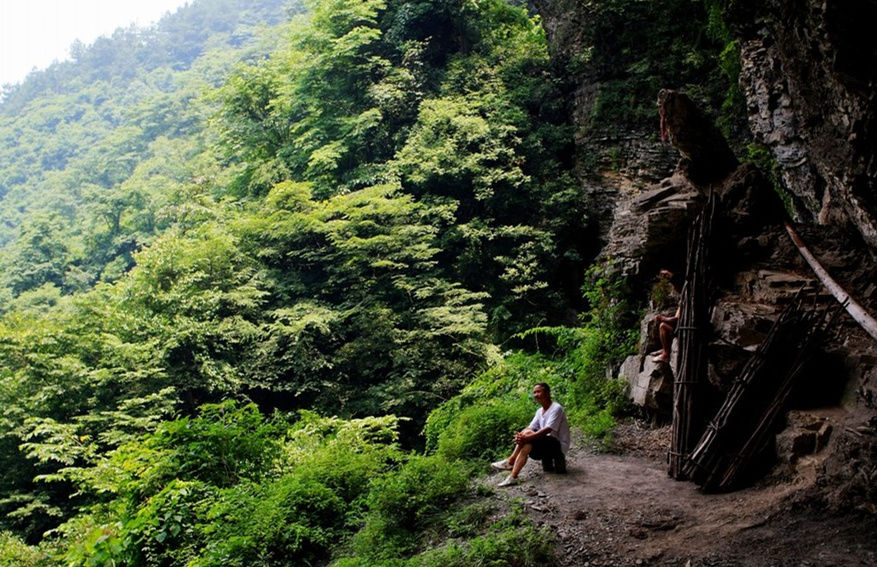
[0,0,295,297]
[0,1,632,563]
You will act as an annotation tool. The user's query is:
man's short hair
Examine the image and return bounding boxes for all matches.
[534,382,551,395]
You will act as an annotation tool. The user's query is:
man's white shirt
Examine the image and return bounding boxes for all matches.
[528,401,571,454]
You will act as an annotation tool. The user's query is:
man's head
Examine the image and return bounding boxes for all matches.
[657,269,681,292]
[533,383,551,408]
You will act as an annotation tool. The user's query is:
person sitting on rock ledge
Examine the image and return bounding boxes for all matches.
[491,382,570,487]
[652,269,681,364]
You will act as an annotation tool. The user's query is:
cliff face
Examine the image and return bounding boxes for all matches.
[730,0,877,249]
[531,0,688,263]
[534,0,876,508]
[535,0,877,252]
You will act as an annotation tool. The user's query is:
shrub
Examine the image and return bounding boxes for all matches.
[443,501,495,539]
[60,409,405,567]
[336,484,556,567]
[140,401,285,492]
[423,351,559,453]
[352,454,473,558]
[409,505,557,567]
[282,412,404,509]
[0,532,52,567]
[192,476,346,567]
[124,479,217,567]
[411,524,557,567]
[435,399,532,462]
[187,413,404,567]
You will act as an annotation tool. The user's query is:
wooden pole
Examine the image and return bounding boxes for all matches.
[683,294,838,491]
[785,223,877,342]
[669,194,715,479]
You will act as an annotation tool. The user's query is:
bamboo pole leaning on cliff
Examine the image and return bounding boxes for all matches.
[683,293,840,491]
[682,295,798,486]
[715,301,841,491]
[784,222,877,342]
[669,194,715,480]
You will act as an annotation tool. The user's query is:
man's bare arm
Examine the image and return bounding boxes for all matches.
[515,426,553,444]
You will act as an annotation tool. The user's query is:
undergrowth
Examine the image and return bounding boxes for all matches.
[1,263,636,567]
[337,263,638,566]
[426,263,639,454]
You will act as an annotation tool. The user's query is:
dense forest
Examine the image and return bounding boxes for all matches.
[0,0,733,565]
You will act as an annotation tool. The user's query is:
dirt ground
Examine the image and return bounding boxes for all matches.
[490,420,877,567]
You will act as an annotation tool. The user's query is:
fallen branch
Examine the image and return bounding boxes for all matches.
[784,223,877,342]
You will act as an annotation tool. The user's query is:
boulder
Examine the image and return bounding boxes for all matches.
[599,174,703,279]
[775,411,834,463]
[620,344,676,415]
[710,299,777,349]
[658,89,739,186]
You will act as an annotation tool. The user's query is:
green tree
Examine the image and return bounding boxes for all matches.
[1,214,71,296]
[235,181,489,425]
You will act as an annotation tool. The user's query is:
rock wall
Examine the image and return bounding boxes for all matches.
[532,0,877,505]
[609,109,877,503]
[729,0,877,250]
[535,0,877,252]
[531,0,679,249]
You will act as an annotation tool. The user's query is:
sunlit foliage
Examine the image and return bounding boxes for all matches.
[0,0,728,563]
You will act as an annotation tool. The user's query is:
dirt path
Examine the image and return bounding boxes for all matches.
[490,424,877,567]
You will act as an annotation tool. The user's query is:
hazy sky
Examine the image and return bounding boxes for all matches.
[0,0,191,86]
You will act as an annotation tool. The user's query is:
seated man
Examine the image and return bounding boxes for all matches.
[491,382,571,486]
[652,269,681,364]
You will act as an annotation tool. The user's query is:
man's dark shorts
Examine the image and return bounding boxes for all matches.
[529,435,562,461]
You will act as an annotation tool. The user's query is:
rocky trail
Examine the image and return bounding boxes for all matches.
[490,422,877,567]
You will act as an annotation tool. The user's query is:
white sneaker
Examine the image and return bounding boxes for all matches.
[491,460,513,471]
[498,475,519,487]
